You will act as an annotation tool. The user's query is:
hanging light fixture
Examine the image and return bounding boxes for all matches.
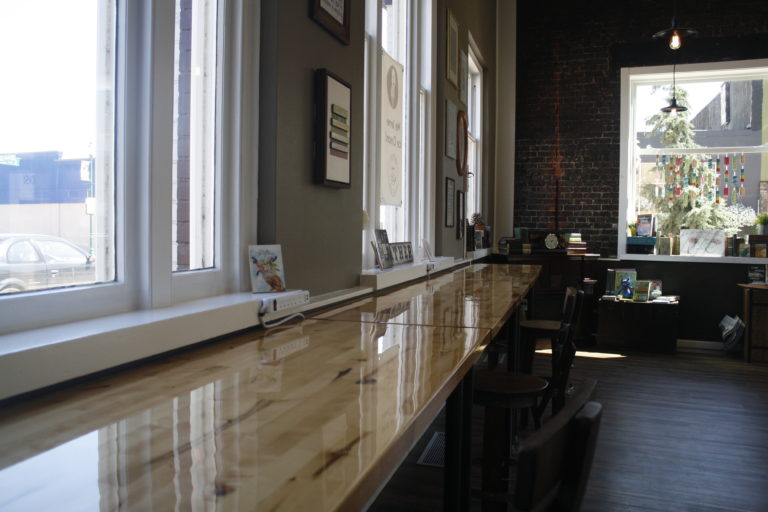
[653,0,697,50]
[661,63,687,116]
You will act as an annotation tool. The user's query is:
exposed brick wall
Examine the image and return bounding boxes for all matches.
[514,0,768,257]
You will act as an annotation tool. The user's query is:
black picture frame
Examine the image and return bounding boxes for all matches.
[310,0,350,45]
[445,178,455,227]
[315,69,351,188]
[456,190,464,239]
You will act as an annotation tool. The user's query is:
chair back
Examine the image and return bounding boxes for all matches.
[548,290,583,413]
[513,399,603,512]
[560,287,580,325]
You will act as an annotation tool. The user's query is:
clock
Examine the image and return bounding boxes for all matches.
[544,232,560,250]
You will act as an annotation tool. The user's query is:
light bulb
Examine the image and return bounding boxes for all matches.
[669,108,678,117]
[669,30,681,50]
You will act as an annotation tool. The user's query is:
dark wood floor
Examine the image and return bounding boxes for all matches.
[368,347,768,511]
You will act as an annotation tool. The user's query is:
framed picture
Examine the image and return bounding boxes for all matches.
[248,245,287,293]
[456,190,465,239]
[315,69,351,187]
[374,229,394,268]
[310,0,350,45]
[445,177,455,227]
[446,9,458,88]
[445,100,457,159]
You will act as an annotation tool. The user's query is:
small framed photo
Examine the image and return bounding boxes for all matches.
[445,177,455,227]
[248,245,287,293]
[315,69,351,187]
[374,229,394,268]
[446,9,458,88]
[310,0,350,45]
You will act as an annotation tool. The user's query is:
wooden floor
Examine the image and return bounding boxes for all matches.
[368,347,768,511]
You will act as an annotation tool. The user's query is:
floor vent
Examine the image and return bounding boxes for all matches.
[416,431,445,467]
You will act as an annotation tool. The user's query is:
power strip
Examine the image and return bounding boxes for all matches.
[257,290,310,323]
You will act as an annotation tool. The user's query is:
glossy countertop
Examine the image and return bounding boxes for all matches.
[0,263,539,511]
[315,263,541,336]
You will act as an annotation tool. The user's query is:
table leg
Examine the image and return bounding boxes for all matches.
[507,307,521,372]
[444,368,473,512]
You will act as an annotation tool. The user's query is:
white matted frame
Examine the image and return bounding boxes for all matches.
[315,68,352,187]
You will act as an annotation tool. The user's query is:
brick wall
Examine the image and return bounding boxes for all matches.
[514,0,768,256]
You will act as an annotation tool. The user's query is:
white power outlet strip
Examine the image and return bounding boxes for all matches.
[257,290,310,323]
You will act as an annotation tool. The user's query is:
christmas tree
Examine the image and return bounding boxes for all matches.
[639,85,755,236]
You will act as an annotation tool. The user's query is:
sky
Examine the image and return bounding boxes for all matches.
[0,1,98,159]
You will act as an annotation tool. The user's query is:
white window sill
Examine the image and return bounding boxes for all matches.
[0,287,371,401]
[360,257,456,290]
[619,253,768,264]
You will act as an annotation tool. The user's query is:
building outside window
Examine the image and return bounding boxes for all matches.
[620,60,768,261]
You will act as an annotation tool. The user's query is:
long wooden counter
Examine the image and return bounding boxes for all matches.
[0,263,540,511]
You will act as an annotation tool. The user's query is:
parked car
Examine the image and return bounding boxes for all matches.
[0,234,96,294]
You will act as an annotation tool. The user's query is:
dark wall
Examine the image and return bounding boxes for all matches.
[515,1,768,341]
[259,0,365,295]
[514,0,768,257]
[436,0,497,257]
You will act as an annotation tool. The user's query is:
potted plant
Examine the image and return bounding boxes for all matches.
[756,213,768,235]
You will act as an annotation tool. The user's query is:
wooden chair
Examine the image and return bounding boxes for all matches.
[513,400,603,512]
[518,286,579,374]
[475,381,603,512]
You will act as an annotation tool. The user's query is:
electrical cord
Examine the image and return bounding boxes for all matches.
[259,311,305,329]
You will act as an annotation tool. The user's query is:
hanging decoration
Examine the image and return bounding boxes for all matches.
[652,152,750,207]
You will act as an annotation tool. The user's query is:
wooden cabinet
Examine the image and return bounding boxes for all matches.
[740,284,768,363]
[597,299,679,353]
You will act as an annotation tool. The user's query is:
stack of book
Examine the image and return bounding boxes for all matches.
[567,233,587,255]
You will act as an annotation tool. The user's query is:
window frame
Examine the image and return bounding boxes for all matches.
[363,0,435,268]
[0,0,258,334]
[619,58,768,263]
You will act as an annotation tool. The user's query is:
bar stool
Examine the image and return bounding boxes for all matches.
[518,286,579,374]
[473,292,583,512]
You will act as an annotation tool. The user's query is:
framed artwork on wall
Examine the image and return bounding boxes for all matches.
[310,0,350,45]
[314,69,351,187]
[445,100,457,159]
[445,177,455,227]
[456,190,465,239]
[446,9,458,88]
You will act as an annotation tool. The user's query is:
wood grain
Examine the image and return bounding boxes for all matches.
[0,264,540,511]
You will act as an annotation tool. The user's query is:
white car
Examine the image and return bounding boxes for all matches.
[0,234,96,294]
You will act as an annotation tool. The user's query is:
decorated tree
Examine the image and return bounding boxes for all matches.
[639,85,756,236]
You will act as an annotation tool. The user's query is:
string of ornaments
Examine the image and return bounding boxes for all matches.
[654,153,746,205]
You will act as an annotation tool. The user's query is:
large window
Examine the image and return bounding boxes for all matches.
[620,60,768,261]
[465,47,483,219]
[0,0,116,294]
[0,0,255,334]
[363,0,434,267]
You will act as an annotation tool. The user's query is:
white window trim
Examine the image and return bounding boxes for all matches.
[0,0,261,397]
[363,0,435,269]
[619,58,768,263]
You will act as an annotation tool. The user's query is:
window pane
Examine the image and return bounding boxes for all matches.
[173,0,217,272]
[0,0,116,295]
[379,0,408,243]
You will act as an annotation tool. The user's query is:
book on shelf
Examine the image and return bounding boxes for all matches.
[613,268,637,295]
[652,295,680,304]
[747,264,767,284]
[633,280,651,302]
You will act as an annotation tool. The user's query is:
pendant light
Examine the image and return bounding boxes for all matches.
[661,63,687,116]
[653,0,697,50]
